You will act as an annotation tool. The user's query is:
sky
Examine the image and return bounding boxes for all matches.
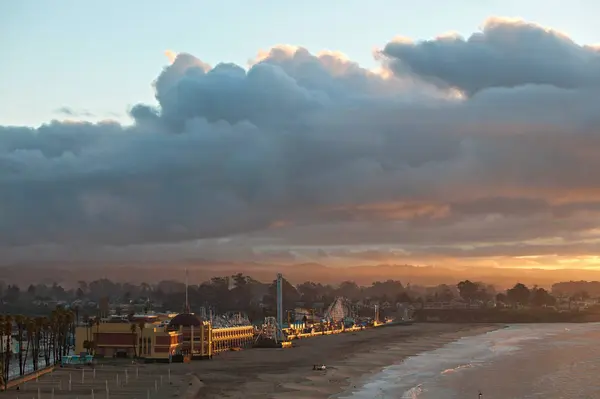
[1,1,600,269]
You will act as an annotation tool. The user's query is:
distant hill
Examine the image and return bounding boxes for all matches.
[1,260,599,289]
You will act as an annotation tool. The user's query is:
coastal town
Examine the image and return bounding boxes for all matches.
[1,273,600,397]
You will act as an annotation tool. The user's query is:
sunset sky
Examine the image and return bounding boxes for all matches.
[1,1,599,269]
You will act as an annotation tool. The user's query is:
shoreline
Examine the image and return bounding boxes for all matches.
[330,324,502,399]
[162,323,503,398]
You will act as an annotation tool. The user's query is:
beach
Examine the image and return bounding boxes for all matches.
[169,323,500,398]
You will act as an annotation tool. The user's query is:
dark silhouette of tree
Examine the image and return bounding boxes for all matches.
[130,324,138,357]
[395,291,412,303]
[297,282,322,303]
[457,280,479,303]
[434,284,455,302]
[3,285,20,303]
[365,280,404,300]
[15,315,26,376]
[530,287,556,307]
[507,283,531,306]
[1,315,13,388]
[338,281,361,301]
[496,293,507,303]
[551,281,600,298]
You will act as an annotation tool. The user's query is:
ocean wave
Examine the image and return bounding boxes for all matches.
[336,324,585,399]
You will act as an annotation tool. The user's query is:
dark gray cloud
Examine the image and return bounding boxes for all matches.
[1,18,600,266]
[55,107,95,118]
[382,17,600,95]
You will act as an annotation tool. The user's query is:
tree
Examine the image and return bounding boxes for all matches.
[337,281,361,301]
[4,284,20,302]
[297,282,326,303]
[22,318,33,375]
[2,315,13,388]
[15,315,25,376]
[507,283,531,306]
[457,280,480,303]
[0,315,5,388]
[396,291,412,303]
[137,321,145,358]
[435,284,455,302]
[32,317,44,371]
[41,318,52,365]
[530,287,556,307]
[73,306,80,329]
[230,274,254,310]
[130,324,138,358]
[365,280,404,300]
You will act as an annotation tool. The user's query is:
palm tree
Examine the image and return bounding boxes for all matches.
[32,317,44,371]
[49,310,58,364]
[63,311,74,356]
[72,306,80,344]
[41,317,51,366]
[22,318,33,375]
[14,315,25,376]
[130,324,138,358]
[95,316,100,338]
[137,321,145,358]
[0,315,5,388]
[84,317,94,354]
[49,308,68,365]
[3,315,13,388]
[73,306,80,327]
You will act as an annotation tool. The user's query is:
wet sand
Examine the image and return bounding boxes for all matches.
[163,323,501,398]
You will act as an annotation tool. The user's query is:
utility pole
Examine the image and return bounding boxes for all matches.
[276,273,283,341]
[185,268,189,313]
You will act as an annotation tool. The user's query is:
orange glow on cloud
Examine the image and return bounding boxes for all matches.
[165,50,178,64]
[330,201,450,221]
[268,220,291,229]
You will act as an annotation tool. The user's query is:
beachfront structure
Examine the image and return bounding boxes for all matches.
[212,325,255,353]
[74,313,254,361]
[74,321,183,362]
[168,313,254,356]
[168,313,213,358]
[0,334,20,357]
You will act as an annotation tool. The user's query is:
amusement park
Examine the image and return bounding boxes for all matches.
[0,272,412,397]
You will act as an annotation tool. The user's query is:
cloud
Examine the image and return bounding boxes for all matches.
[55,107,95,118]
[381,17,600,95]
[1,17,600,267]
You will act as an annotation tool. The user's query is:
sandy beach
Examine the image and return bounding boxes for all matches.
[2,323,500,398]
[163,323,501,398]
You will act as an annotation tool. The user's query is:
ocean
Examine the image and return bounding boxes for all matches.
[338,323,600,399]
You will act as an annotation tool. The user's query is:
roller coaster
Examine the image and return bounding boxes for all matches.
[324,297,355,324]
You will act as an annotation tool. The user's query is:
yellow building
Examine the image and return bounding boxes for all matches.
[76,314,255,362]
[168,313,213,359]
[75,321,182,362]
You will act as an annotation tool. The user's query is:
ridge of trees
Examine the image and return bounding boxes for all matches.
[1,274,593,320]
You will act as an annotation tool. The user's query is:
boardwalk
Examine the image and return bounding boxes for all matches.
[2,363,187,399]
